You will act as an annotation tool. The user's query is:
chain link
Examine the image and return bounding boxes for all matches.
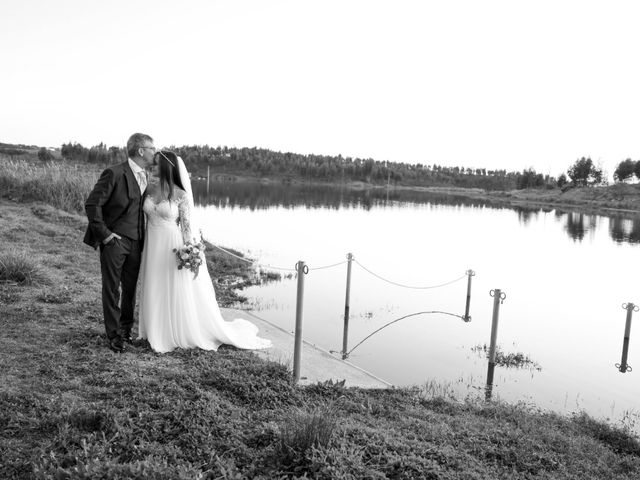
[354,260,467,290]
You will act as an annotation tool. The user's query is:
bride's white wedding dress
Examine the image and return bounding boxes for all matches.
[137,191,271,353]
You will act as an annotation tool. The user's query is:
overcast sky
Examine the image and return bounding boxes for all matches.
[2,0,640,177]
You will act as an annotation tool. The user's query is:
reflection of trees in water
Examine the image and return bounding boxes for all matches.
[515,207,540,225]
[563,213,600,242]
[556,210,640,245]
[562,212,640,245]
[192,180,513,212]
[565,213,586,241]
[609,216,640,244]
[195,181,640,247]
[562,212,600,242]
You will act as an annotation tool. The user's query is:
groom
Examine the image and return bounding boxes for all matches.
[83,133,156,352]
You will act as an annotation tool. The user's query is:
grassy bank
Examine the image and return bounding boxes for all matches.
[2,197,640,477]
[0,157,98,213]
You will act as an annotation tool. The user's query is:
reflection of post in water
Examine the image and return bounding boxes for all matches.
[485,289,506,401]
[616,302,638,373]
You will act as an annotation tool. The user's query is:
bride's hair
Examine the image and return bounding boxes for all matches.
[155,150,185,200]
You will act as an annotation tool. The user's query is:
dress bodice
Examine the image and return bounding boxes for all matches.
[143,195,192,242]
[144,197,179,225]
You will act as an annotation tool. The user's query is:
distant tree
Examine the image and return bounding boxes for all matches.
[614,159,636,182]
[61,142,88,161]
[109,146,126,164]
[557,173,568,188]
[567,157,603,186]
[37,147,54,162]
[516,168,545,189]
[633,161,640,181]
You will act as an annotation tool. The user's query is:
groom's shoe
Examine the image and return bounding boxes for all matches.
[109,337,125,353]
[122,331,134,344]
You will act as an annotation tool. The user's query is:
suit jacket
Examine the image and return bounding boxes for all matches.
[83,161,145,249]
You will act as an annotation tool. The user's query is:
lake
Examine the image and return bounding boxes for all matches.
[193,180,640,428]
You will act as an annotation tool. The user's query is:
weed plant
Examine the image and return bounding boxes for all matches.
[0,250,40,285]
[277,404,339,465]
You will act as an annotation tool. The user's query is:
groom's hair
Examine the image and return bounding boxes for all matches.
[157,150,185,201]
[126,133,154,158]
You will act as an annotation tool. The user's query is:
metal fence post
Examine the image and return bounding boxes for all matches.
[485,288,506,400]
[464,269,475,322]
[342,253,354,359]
[293,260,308,383]
[616,302,638,373]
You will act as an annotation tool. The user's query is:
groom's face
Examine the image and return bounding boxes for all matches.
[139,142,156,167]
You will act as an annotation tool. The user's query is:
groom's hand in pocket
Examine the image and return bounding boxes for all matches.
[103,233,122,246]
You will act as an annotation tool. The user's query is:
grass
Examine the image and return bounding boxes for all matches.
[0,156,99,214]
[2,177,640,477]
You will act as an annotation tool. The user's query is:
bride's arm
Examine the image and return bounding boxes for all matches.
[176,190,193,243]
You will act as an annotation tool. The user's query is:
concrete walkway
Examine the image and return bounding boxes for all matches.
[221,308,392,389]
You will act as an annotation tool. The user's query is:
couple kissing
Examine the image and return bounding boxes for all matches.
[83,133,271,354]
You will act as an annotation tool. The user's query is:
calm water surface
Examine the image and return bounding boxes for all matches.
[193,181,640,427]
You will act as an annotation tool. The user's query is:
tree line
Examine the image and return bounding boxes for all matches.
[26,141,634,191]
[54,142,560,191]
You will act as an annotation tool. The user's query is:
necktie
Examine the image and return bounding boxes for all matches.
[137,170,147,193]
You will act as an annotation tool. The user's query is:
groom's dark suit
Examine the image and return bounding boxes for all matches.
[84,161,146,346]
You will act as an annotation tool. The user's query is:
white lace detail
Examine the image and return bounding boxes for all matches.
[177,193,192,243]
[143,192,194,244]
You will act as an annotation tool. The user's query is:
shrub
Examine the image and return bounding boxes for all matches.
[277,404,338,464]
[37,147,54,162]
[0,250,40,285]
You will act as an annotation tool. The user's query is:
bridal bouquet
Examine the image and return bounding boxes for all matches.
[173,238,206,279]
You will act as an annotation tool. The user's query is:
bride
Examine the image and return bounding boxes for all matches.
[137,150,271,353]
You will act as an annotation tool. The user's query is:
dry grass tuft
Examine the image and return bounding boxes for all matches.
[0,250,40,285]
[277,403,338,462]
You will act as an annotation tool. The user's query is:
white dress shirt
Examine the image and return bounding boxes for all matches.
[128,158,147,193]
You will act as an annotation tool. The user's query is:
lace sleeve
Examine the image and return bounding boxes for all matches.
[177,193,193,243]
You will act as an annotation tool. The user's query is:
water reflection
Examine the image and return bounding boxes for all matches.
[564,213,588,241]
[514,207,539,225]
[193,180,507,211]
[193,179,640,246]
[609,216,640,244]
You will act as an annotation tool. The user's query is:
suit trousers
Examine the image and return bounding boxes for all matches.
[99,236,141,340]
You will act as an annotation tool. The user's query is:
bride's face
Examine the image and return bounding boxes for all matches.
[151,155,161,178]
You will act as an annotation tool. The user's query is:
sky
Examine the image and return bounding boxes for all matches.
[2,0,640,178]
